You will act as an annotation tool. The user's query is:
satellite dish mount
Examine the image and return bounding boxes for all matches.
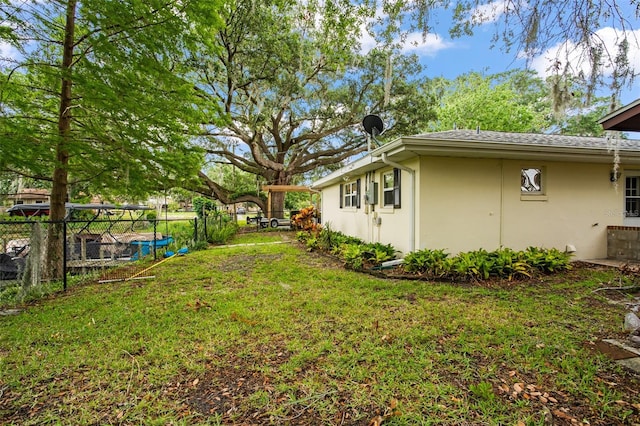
[362,114,384,150]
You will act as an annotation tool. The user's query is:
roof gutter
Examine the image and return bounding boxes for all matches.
[381,152,415,253]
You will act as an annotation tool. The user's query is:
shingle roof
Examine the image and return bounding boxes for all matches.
[406,129,640,151]
[313,129,640,189]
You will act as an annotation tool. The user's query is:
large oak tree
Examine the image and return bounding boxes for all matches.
[192,0,436,214]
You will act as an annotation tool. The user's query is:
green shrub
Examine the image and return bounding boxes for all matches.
[403,248,450,276]
[524,247,572,273]
[166,221,197,251]
[208,221,238,244]
[298,227,570,281]
[200,213,237,244]
[490,247,531,280]
[340,243,366,271]
[403,246,572,282]
[193,196,216,219]
[362,242,396,265]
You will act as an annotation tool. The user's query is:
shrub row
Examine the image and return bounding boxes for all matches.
[403,247,572,281]
[297,227,572,281]
[297,226,396,270]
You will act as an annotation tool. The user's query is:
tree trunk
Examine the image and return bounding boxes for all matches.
[269,173,291,218]
[46,0,76,280]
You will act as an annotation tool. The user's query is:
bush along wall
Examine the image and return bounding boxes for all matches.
[297,227,572,282]
[403,247,572,282]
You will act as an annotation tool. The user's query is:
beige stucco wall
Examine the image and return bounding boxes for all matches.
[500,160,620,259]
[319,160,417,254]
[320,155,626,260]
[417,157,623,260]
[419,157,503,253]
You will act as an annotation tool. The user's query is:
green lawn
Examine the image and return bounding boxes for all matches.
[1,232,638,425]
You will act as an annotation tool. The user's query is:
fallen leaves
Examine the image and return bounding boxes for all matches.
[186,298,212,311]
[501,380,559,404]
[496,371,584,424]
[368,398,400,426]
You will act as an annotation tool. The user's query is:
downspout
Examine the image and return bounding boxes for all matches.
[381,153,415,253]
[499,159,504,247]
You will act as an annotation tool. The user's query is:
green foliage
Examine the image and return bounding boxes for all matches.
[428,70,551,133]
[362,242,396,264]
[403,246,571,281]
[340,243,366,271]
[165,221,197,251]
[403,248,450,277]
[299,226,396,269]
[207,221,238,245]
[197,212,238,245]
[0,1,220,200]
[524,247,573,273]
[192,197,216,219]
[302,226,571,281]
[469,381,496,402]
[193,0,436,215]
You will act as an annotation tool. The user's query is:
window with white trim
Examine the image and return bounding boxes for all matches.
[382,169,401,208]
[626,176,640,217]
[340,179,361,208]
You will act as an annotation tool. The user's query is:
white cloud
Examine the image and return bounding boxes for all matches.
[400,32,453,56]
[359,28,454,57]
[528,27,640,79]
[0,41,19,61]
[358,5,454,57]
[469,0,511,25]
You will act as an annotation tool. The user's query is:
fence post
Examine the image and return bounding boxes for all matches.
[193,217,198,242]
[63,220,67,291]
[203,212,207,242]
[153,219,157,261]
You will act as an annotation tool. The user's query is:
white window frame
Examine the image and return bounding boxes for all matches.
[380,168,401,209]
[626,176,640,217]
[343,181,358,208]
[382,171,395,207]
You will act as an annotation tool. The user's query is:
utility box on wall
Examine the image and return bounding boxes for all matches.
[365,182,378,205]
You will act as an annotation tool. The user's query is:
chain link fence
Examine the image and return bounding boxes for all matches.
[0,216,203,293]
[0,209,300,301]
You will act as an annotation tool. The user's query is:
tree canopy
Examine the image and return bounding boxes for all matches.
[0,0,224,277]
[428,70,551,133]
[192,0,436,213]
[0,0,634,226]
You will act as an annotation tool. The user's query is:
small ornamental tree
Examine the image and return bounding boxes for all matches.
[291,206,320,232]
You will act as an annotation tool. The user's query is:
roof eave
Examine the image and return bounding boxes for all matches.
[311,135,640,189]
[598,98,640,131]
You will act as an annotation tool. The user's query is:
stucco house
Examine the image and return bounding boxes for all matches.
[312,129,640,261]
[6,188,50,205]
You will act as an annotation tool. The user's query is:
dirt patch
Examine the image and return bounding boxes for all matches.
[167,348,373,425]
[589,340,640,360]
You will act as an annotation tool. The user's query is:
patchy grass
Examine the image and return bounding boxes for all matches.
[1,233,639,425]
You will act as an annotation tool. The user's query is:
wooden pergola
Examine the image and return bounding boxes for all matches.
[261,185,319,219]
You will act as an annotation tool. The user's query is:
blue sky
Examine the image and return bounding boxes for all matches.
[361,3,640,107]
